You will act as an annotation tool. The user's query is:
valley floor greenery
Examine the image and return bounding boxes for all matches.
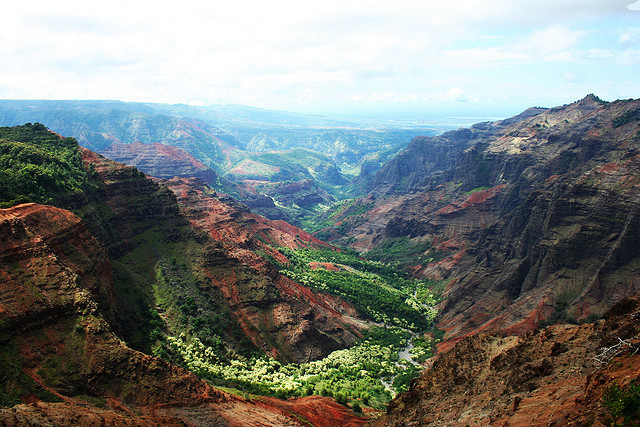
[277,248,438,330]
[151,248,442,411]
[165,325,432,409]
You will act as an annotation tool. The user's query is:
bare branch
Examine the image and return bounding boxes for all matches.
[594,337,638,366]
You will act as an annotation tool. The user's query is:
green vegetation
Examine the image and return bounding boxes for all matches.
[410,328,445,363]
[540,290,579,327]
[612,108,640,128]
[277,248,438,330]
[0,123,100,208]
[464,186,490,195]
[301,198,374,235]
[602,381,640,425]
[364,236,451,270]
[150,258,258,363]
[392,366,422,393]
[167,326,414,409]
[151,248,441,410]
[0,340,61,406]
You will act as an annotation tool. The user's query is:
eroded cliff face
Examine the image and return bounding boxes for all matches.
[0,204,365,426]
[334,95,640,344]
[98,140,340,224]
[0,203,224,421]
[164,177,363,362]
[0,203,115,339]
[372,294,640,426]
[100,141,223,184]
[76,145,364,363]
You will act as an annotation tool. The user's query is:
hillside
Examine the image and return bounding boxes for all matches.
[0,202,366,425]
[0,123,440,423]
[318,95,640,347]
[372,294,640,426]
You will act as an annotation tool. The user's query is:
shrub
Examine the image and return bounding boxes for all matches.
[602,381,640,425]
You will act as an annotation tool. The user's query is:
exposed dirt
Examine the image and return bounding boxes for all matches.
[372,294,640,426]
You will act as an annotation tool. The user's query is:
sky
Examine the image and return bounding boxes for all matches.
[2,0,640,119]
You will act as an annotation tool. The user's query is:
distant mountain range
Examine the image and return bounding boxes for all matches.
[0,99,445,173]
[0,99,447,222]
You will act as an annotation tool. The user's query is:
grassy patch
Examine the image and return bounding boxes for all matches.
[151,258,259,363]
[464,186,490,195]
[364,237,450,269]
[612,108,640,128]
[300,198,374,234]
[277,248,438,330]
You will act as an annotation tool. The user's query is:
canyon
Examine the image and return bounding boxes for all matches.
[1,95,639,425]
[0,124,368,424]
[326,95,640,346]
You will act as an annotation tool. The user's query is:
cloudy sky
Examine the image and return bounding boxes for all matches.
[2,0,639,118]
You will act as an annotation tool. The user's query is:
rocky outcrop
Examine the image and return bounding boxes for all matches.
[0,203,224,419]
[365,107,546,196]
[0,203,115,337]
[372,294,640,426]
[98,141,341,224]
[248,179,335,224]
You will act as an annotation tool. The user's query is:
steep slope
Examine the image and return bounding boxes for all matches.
[223,148,345,224]
[100,141,222,183]
[79,143,363,363]
[0,203,366,426]
[363,106,546,196]
[327,95,640,345]
[372,294,640,426]
[164,176,363,362]
[99,140,302,221]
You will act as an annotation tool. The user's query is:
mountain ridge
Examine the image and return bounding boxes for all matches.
[319,95,640,347]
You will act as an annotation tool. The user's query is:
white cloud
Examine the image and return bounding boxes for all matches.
[562,71,584,83]
[0,0,638,115]
[619,28,640,42]
[443,87,468,102]
[440,47,530,68]
[628,1,640,10]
